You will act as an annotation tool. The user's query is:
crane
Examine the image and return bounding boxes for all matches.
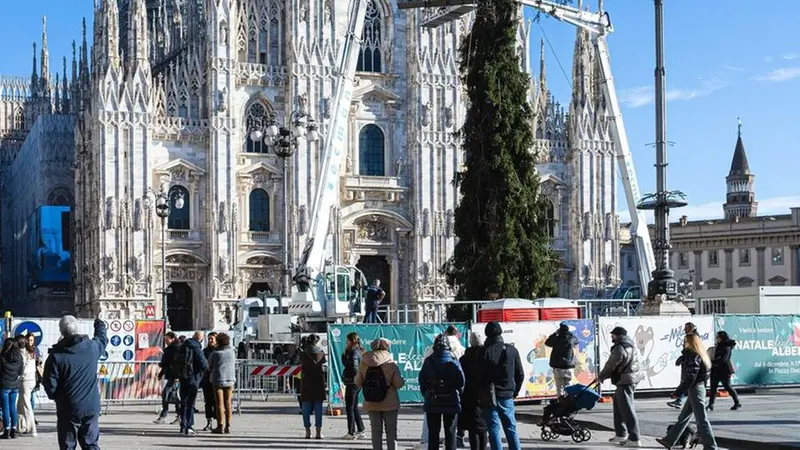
[397,0,657,291]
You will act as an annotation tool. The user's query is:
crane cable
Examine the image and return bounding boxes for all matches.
[536,15,572,88]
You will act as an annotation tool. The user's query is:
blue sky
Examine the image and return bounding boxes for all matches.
[1,1,798,223]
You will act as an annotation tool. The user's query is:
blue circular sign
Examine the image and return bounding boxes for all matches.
[123,349,134,361]
[110,336,122,347]
[100,350,109,362]
[123,335,134,347]
[14,321,43,347]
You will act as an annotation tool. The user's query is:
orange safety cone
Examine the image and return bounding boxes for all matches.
[599,396,613,403]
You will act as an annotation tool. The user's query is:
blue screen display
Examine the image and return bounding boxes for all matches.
[30,206,72,287]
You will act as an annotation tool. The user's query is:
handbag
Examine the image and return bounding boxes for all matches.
[165,381,181,404]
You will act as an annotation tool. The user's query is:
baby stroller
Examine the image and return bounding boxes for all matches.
[540,380,601,443]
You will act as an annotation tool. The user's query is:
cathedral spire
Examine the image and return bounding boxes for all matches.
[126,0,151,75]
[62,56,69,113]
[40,16,51,98]
[724,118,757,220]
[30,42,39,97]
[54,72,61,113]
[96,0,120,74]
[539,38,547,95]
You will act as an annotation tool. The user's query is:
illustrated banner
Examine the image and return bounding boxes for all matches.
[470,320,597,399]
[597,316,714,391]
[714,314,800,386]
[327,323,468,405]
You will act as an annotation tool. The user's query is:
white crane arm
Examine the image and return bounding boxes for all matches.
[293,0,369,288]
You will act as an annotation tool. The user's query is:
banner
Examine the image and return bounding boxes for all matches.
[470,320,597,399]
[327,323,468,405]
[597,316,714,391]
[714,314,800,386]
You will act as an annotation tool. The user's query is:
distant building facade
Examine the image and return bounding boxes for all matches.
[620,124,800,292]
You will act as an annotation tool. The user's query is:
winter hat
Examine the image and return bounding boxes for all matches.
[445,325,459,336]
[610,326,627,337]
[559,323,570,332]
[485,321,503,337]
[433,334,451,351]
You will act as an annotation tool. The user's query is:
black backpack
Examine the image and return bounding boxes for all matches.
[170,344,194,380]
[362,366,390,402]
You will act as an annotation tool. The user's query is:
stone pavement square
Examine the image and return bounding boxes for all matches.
[7,399,673,449]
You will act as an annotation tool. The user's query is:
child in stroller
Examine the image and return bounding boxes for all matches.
[540,381,601,443]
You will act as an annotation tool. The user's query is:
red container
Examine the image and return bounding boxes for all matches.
[535,298,581,320]
[477,298,540,323]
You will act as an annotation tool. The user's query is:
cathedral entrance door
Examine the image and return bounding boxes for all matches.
[167,282,193,331]
[247,282,273,298]
[357,255,391,322]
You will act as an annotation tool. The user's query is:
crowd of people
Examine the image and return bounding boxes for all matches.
[0,314,745,450]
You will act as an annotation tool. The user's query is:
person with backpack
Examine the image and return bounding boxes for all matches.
[460,333,487,450]
[657,333,718,450]
[545,323,579,397]
[299,334,327,440]
[707,330,741,412]
[597,326,641,448]
[480,321,524,450]
[419,334,465,450]
[1,337,25,439]
[355,337,404,450]
[174,331,208,435]
[341,332,366,440]
[155,332,181,424]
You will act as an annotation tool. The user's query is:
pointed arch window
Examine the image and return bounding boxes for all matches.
[168,186,190,230]
[245,102,271,154]
[249,189,271,232]
[359,125,385,176]
[356,0,383,73]
[545,200,556,238]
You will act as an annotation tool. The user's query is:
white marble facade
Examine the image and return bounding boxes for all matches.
[66,0,618,329]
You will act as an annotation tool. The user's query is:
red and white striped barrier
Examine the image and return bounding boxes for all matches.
[250,364,302,377]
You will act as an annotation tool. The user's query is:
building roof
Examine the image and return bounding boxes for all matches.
[729,127,751,176]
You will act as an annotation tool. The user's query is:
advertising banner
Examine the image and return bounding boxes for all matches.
[714,314,800,386]
[469,320,597,399]
[597,316,714,391]
[29,206,72,287]
[327,323,468,405]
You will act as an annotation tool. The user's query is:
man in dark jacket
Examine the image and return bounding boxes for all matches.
[545,323,579,397]
[481,321,524,450]
[597,326,641,447]
[42,316,108,450]
[176,331,209,435]
[155,332,180,424]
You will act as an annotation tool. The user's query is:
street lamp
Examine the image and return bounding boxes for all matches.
[249,109,319,298]
[677,269,704,302]
[149,186,185,331]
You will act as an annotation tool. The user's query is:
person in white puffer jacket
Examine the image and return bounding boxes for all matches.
[16,335,38,437]
[415,325,466,450]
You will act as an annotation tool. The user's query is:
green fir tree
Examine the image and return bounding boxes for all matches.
[445,0,559,303]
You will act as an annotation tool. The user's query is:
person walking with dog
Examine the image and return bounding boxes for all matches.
[597,326,641,448]
[656,333,718,450]
[706,331,741,411]
[545,323,578,397]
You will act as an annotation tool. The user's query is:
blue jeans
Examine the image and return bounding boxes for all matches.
[179,382,199,430]
[57,414,100,450]
[302,401,323,428]
[483,397,521,450]
[1,388,19,430]
[363,307,379,323]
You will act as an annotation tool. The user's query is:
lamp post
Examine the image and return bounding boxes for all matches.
[677,269,704,302]
[150,186,185,331]
[248,109,319,298]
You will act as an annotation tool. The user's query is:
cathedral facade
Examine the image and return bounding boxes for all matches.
[2,1,619,327]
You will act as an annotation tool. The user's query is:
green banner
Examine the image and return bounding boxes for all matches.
[714,314,800,386]
[327,323,468,405]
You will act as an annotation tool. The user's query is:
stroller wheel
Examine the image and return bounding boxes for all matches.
[541,429,553,441]
[574,428,591,442]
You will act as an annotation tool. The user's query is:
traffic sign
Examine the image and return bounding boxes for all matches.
[110,335,122,347]
[123,335,134,347]
[138,333,149,349]
[14,322,43,347]
[123,349,134,361]
[109,320,122,332]
[122,320,135,332]
[144,305,156,319]
[122,364,133,376]
[100,350,109,362]
[98,364,108,376]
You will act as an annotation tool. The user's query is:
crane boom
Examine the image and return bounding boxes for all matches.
[293,0,369,290]
[399,0,656,288]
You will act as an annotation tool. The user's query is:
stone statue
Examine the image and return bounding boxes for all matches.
[219,256,230,280]
[219,21,228,45]
[323,96,332,119]
[298,93,309,115]
[106,197,117,230]
[216,87,227,112]
[421,102,432,127]
[444,105,454,128]
[394,157,405,177]
[346,153,353,174]
[422,208,431,237]
[106,256,116,279]
[218,201,228,232]
[231,201,239,230]
[133,198,143,231]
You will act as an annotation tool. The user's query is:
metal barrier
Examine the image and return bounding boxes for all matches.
[97,361,163,413]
